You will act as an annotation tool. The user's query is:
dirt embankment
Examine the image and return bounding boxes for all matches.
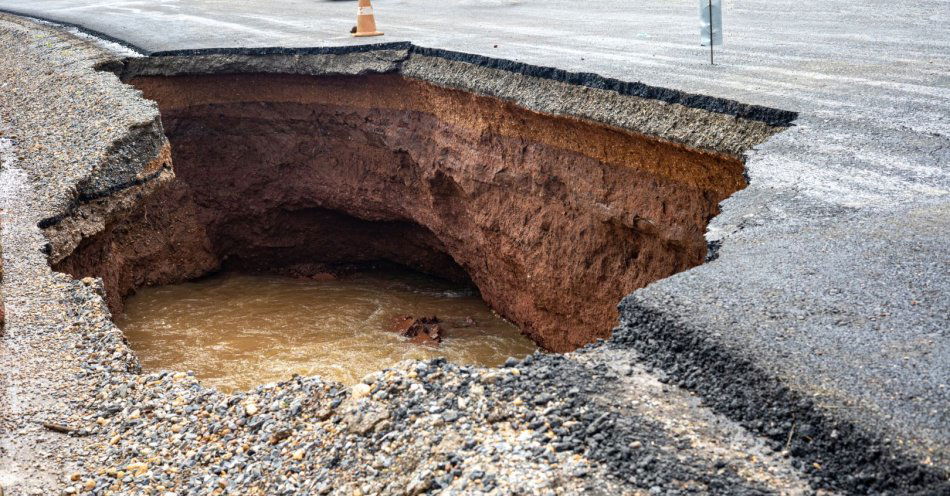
[55,73,746,351]
[53,172,218,314]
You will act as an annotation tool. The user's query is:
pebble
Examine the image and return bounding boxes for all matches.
[351,383,371,399]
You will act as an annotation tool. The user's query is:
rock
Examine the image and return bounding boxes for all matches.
[126,462,148,476]
[41,422,76,434]
[362,372,380,385]
[269,429,292,444]
[244,402,259,416]
[351,383,371,399]
[346,409,390,435]
[374,420,392,433]
[532,394,553,406]
[406,470,433,495]
[388,316,445,346]
[314,406,334,420]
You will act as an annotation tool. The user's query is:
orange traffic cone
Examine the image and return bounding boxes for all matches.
[353,0,383,37]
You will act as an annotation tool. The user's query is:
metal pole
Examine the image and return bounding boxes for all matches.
[709,0,714,65]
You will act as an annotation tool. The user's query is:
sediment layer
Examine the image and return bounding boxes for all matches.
[52,169,218,313]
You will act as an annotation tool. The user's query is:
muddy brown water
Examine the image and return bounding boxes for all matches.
[116,269,537,392]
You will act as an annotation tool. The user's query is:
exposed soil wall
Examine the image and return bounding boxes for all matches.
[53,171,219,313]
[57,73,747,351]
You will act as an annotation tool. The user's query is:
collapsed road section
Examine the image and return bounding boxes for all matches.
[52,64,782,352]
[1,12,947,496]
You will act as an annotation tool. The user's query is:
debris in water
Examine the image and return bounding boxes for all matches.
[389,315,445,346]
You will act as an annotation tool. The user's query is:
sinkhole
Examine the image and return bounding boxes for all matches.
[50,68,788,391]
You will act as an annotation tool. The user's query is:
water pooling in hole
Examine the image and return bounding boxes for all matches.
[116,268,537,392]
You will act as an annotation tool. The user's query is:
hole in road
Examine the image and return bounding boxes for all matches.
[52,71,775,391]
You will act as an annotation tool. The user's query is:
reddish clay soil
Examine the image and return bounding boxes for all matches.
[56,74,746,352]
[54,176,218,314]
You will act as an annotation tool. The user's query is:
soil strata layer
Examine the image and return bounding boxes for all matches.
[58,73,750,351]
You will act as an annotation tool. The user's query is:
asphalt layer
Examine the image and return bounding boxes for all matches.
[0,0,948,493]
[614,201,950,492]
